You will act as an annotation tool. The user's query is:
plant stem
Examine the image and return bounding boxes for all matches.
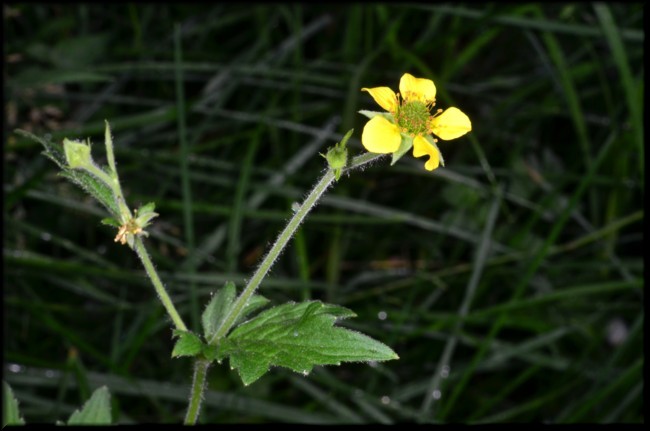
[101,122,132,220]
[184,358,210,425]
[208,151,384,344]
[186,151,384,424]
[84,162,115,192]
[134,236,188,332]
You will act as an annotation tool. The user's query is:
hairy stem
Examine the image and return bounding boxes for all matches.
[101,122,132,220]
[208,151,384,344]
[186,152,384,424]
[134,236,188,332]
[184,358,211,425]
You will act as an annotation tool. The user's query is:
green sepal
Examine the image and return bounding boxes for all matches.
[171,330,203,358]
[138,202,156,214]
[358,110,394,122]
[125,233,135,249]
[135,211,158,227]
[101,217,121,228]
[391,134,414,166]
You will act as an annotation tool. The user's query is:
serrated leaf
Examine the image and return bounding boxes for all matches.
[15,129,120,217]
[3,381,25,426]
[234,294,270,327]
[202,281,237,341]
[220,301,399,386]
[67,386,111,425]
[171,330,203,358]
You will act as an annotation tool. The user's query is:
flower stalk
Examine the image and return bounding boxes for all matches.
[207,150,384,345]
[181,150,385,425]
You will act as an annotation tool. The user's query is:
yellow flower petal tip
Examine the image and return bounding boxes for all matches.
[431,107,472,141]
[413,136,441,171]
[361,116,401,153]
[361,87,398,112]
[399,73,436,103]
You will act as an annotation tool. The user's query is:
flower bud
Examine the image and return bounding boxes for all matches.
[63,138,93,169]
[322,129,353,181]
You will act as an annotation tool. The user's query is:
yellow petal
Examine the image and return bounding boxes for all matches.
[361,116,401,153]
[399,73,436,103]
[431,107,472,140]
[412,135,441,171]
[361,87,398,112]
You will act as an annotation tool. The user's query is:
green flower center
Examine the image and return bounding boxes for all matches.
[395,100,431,136]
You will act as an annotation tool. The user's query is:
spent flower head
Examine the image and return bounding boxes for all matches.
[359,73,471,171]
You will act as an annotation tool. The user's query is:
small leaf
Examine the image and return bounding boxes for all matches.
[202,281,237,341]
[3,381,25,426]
[172,330,203,358]
[220,301,399,386]
[67,386,112,425]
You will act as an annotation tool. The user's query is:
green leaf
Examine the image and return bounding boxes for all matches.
[171,330,203,358]
[3,381,25,426]
[15,129,120,217]
[220,301,399,386]
[202,281,237,341]
[202,344,219,361]
[67,386,112,425]
[234,294,270,326]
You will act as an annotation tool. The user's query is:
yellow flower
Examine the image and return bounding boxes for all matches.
[359,73,471,171]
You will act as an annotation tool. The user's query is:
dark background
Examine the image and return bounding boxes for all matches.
[4,3,644,423]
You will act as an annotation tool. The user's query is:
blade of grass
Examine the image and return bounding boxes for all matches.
[227,132,259,271]
[419,187,503,418]
[174,23,198,330]
[437,129,617,420]
[594,3,644,179]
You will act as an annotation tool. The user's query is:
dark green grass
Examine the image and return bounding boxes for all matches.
[4,3,643,424]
